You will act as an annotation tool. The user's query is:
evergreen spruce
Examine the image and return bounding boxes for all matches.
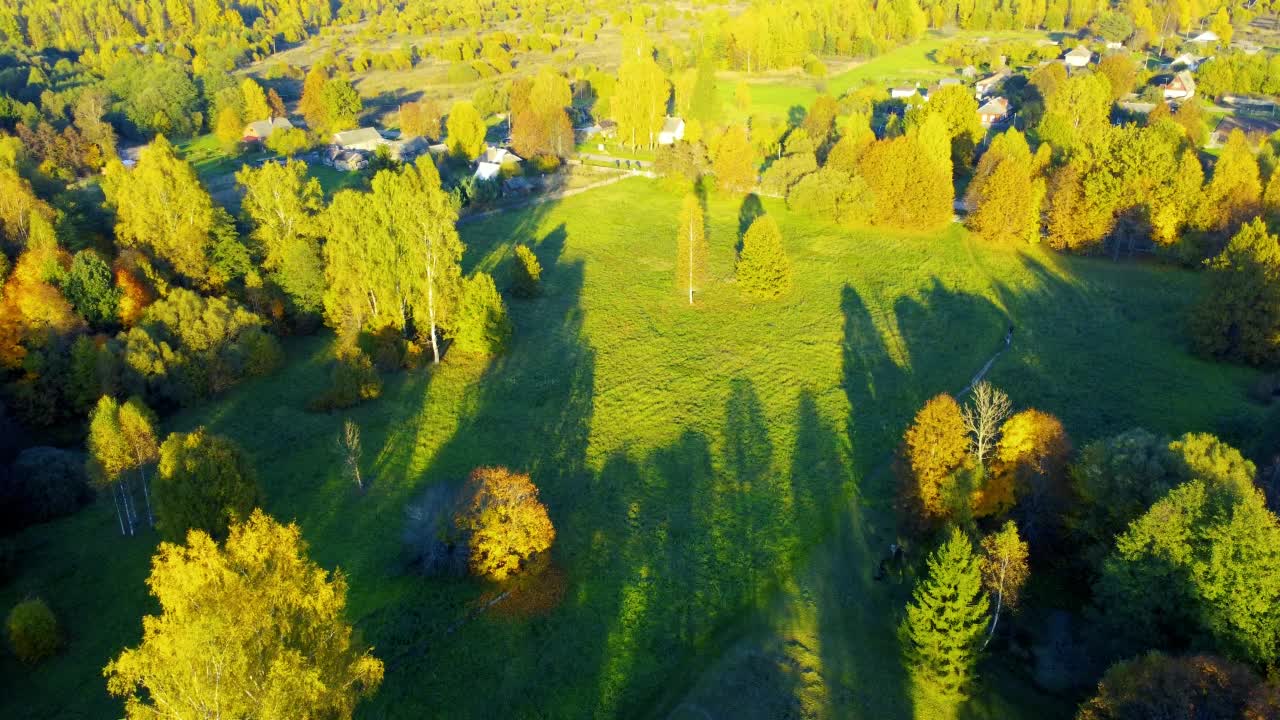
[736,215,791,299]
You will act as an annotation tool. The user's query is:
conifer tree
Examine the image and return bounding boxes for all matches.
[675,193,708,304]
[1191,218,1280,365]
[241,78,271,121]
[214,106,242,152]
[736,214,791,299]
[511,244,542,298]
[900,527,990,697]
[689,55,721,126]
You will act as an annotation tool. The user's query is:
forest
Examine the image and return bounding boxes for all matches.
[2,0,1280,718]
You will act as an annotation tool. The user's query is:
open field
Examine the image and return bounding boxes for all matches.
[0,178,1266,719]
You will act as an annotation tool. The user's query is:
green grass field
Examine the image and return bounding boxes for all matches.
[0,178,1265,719]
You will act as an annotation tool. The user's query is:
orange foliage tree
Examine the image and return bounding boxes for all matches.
[455,467,556,580]
[900,394,971,523]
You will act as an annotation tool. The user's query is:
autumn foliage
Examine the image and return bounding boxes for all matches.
[455,467,556,581]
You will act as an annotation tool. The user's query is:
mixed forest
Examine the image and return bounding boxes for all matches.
[2,0,1280,718]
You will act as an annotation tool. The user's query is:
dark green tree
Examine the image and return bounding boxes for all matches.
[62,250,121,326]
[154,428,260,542]
[1191,218,1280,366]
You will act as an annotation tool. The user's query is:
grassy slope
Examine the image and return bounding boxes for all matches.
[0,178,1263,720]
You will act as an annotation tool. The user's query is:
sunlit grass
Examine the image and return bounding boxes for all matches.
[0,178,1264,719]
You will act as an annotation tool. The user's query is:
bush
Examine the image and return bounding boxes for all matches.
[511,245,542,298]
[308,348,382,412]
[1,447,92,532]
[360,327,409,372]
[449,273,511,358]
[7,598,59,664]
[447,63,481,84]
[530,154,560,174]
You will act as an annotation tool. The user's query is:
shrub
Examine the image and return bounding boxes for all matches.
[309,348,382,412]
[511,245,542,298]
[1,447,91,532]
[447,63,482,84]
[7,598,59,664]
[449,273,511,357]
[530,154,560,174]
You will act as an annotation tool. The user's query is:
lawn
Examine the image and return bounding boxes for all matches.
[0,178,1266,719]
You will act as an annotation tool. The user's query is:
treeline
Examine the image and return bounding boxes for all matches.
[894,382,1280,713]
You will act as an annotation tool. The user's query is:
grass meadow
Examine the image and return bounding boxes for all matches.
[1,178,1266,719]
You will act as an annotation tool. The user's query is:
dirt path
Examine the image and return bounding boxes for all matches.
[458,169,651,224]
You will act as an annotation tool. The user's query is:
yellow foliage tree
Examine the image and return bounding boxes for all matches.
[901,394,971,522]
[980,409,1071,518]
[455,467,556,580]
[105,509,384,719]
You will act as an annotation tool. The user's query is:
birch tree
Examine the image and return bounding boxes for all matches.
[615,55,668,149]
[961,381,1011,466]
[338,419,364,491]
[979,521,1029,649]
[118,397,160,528]
[675,193,707,304]
[87,396,140,535]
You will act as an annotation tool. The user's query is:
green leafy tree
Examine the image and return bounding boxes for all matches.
[900,527,990,697]
[688,54,721,126]
[511,244,542,298]
[6,597,59,664]
[62,250,121,326]
[1203,129,1262,233]
[1191,218,1280,365]
[236,160,325,315]
[101,137,227,286]
[449,272,510,357]
[88,395,159,535]
[154,428,261,542]
[735,214,791,299]
[1097,53,1138,101]
[676,192,708,304]
[265,128,311,157]
[214,106,243,152]
[241,78,271,121]
[446,101,487,161]
[105,510,384,719]
[320,76,362,133]
[1039,72,1113,159]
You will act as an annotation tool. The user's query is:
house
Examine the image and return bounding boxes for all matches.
[1064,46,1093,68]
[329,150,368,172]
[473,162,502,182]
[937,77,963,87]
[657,116,686,145]
[1190,30,1219,45]
[242,117,294,143]
[331,127,387,153]
[599,119,619,139]
[480,146,522,165]
[427,143,449,156]
[977,97,1010,127]
[1105,41,1124,50]
[1171,52,1204,70]
[974,71,1009,98]
[961,65,979,78]
[1162,70,1197,100]
[890,85,920,99]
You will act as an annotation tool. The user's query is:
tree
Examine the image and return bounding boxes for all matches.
[1094,481,1280,666]
[6,597,59,664]
[1191,218,1280,365]
[961,381,1011,467]
[966,129,1046,244]
[675,193,708,304]
[154,428,261,542]
[299,65,330,131]
[320,76,362,133]
[988,409,1072,547]
[1097,53,1138,101]
[614,55,668,148]
[1078,652,1258,720]
[63,250,121,326]
[241,78,271,121]
[736,214,791,299]
[87,396,141,535]
[337,419,363,491]
[689,55,722,126]
[900,527,990,697]
[101,137,226,286]
[237,160,325,315]
[265,128,310,157]
[802,94,839,150]
[400,99,443,139]
[105,510,384,718]
[858,136,953,229]
[449,272,510,357]
[455,467,556,580]
[712,125,758,193]
[1204,129,1262,233]
[446,101,487,161]
[1211,7,1233,46]
[901,394,971,522]
[979,521,1029,649]
[511,244,542,298]
[214,105,243,152]
[906,84,983,168]
[1039,72,1112,158]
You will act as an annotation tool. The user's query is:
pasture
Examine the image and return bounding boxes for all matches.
[0,178,1265,719]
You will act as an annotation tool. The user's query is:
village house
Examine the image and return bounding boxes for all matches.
[1064,46,1093,68]
[242,117,294,144]
[657,116,686,145]
[1171,52,1204,70]
[473,162,502,182]
[331,127,387,153]
[1162,70,1197,100]
[890,85,920,100]
[974,71,1009,99]
[480,146,522,165]
[1190,30,1219,45]
[977,97,1010,127]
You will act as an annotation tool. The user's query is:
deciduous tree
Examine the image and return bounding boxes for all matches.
[446,101,487,161]
[105,510,384,719]
[154,428,260,542]
[449,272,510,357]
[455,467,556,580]
[979,521,1029,648]
[966,129,1045,244]
[901,394,971,522]
[712,124,757,193]
[1191,218,1280,365]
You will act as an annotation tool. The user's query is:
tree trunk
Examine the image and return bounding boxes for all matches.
[139,465,154,528]
[982,557,1007,650]
[425,242,441,364]
[687,221,695,305]
[111,482,127,536]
